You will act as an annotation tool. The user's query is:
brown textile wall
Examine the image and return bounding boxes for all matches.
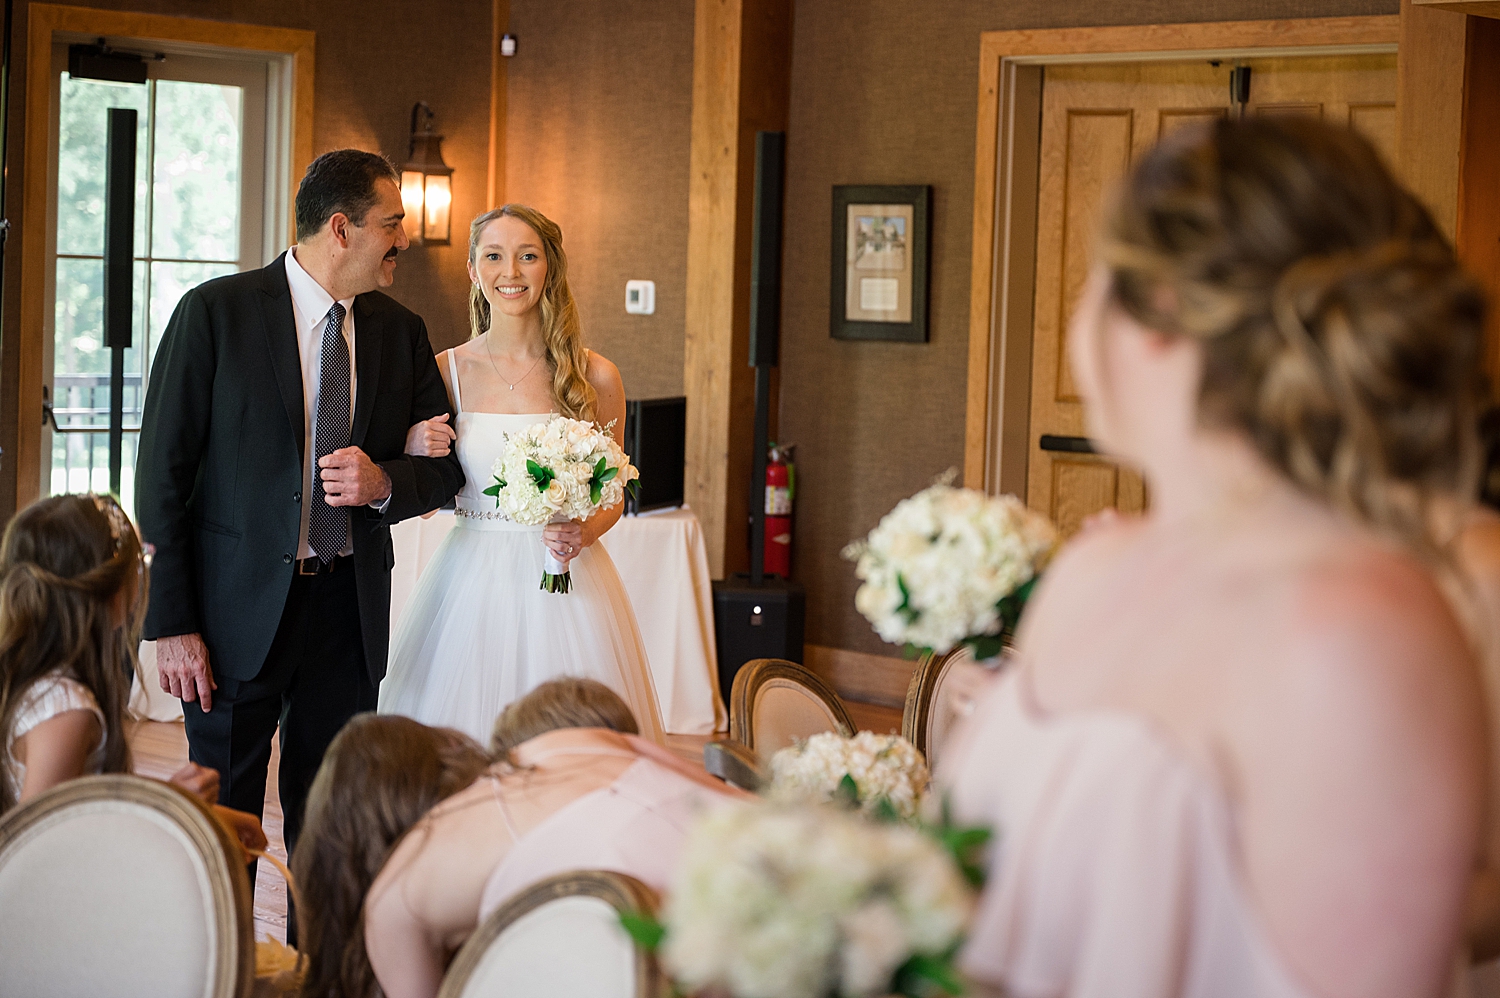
[503,0,696,401]
[779,0,1401,658]
[0,0,495,516]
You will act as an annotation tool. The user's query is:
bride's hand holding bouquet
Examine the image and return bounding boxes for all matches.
[484,414,639,592]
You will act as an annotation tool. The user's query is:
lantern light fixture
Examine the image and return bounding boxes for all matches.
[401,101,453,245]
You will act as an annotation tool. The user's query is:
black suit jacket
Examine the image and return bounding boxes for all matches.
[136,254,464,685]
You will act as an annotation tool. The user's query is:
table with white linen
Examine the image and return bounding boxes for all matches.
[388,506,726,735]
[132,507,728,735]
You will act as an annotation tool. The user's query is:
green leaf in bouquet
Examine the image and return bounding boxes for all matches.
[872,795,901,824]
[895,574,920,625]
[526,459,556,491]
[892,950,966,997]
[835,772,861,809]
[617,911,666,952]
[591,480,603,506]
[626,478,641,500]
[963,634,1006,663]
[598,466,619,484]
[995,574,1040,638]
[593,455,608,480]
[925,795,993,888]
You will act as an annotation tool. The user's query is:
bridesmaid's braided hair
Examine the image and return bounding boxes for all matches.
[1100,116,1487,552]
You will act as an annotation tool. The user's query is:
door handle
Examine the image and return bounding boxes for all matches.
[1038,434,1096,454]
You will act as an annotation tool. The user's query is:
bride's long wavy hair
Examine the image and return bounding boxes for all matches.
[467,204,597,421]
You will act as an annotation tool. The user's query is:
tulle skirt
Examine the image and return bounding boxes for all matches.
[378,517,666,745]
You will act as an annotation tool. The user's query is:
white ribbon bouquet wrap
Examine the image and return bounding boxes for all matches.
[485,415,639,593]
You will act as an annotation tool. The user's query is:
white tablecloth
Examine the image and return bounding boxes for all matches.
[389,506,726,735]
[133,507,727,735]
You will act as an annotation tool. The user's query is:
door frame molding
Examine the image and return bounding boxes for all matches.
[15,3,315,512]
[962,16,1401,498]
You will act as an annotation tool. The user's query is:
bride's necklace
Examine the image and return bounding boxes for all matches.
[486,338,544,391]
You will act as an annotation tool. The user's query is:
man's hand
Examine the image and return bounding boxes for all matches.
[168,761,220,804]
[158,633,216,712]
[405,413,455,458]
[211,805,268,860]
[320,446,393,506]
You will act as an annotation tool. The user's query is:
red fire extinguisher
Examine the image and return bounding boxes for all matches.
[763,442,794,578]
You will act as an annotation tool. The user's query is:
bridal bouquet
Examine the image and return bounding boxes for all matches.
[484,414,639,593]
[768,732,930,821]
[844,481,1057,658]
[653,801,973,998]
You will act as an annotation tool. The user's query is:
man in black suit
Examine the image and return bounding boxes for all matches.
[136,150,464,887]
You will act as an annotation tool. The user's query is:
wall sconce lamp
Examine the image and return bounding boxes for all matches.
[401,102,453,245]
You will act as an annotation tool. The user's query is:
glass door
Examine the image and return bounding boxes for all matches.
[44,46,272,511]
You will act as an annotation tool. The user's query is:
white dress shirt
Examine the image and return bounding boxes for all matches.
[285,248,358,560]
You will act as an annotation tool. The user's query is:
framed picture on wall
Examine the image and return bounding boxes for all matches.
[830,184,932,342]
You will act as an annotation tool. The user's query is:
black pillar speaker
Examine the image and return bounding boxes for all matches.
[712,130,806,706]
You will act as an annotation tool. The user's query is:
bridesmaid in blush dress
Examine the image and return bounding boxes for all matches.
[940,117,1489,998]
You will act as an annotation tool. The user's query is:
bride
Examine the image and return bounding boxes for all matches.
[378,204,665,744]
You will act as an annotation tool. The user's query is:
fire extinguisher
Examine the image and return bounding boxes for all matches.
[763,442,794,578]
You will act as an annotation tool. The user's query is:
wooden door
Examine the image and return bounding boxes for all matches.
[1026,54,1397,536]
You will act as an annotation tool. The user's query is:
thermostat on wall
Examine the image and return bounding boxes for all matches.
[625,280,656,315]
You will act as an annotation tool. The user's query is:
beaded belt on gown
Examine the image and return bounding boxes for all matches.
[452,500,538,531]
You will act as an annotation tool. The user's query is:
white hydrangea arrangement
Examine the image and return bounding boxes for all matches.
[769,731,930,821]
[656,801,973,998]
[844,482,1057,658]
[484,414,639,593]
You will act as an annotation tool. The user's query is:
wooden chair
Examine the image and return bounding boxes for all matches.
[438,870,662,998]
[702,738,764,791]
[903,643,1011,772]
[0,774,255,998]
[729,658,855,761]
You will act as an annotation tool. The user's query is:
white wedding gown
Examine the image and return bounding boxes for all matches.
[378,354,665,745]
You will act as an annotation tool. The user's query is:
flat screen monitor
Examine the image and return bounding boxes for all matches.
[623,396,686,514]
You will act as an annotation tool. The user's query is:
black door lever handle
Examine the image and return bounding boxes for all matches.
[1038,434,1096,454]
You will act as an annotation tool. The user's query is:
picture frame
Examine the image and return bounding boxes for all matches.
[830,184,932,342]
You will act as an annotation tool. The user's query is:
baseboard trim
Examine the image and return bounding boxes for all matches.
[804,643,918,709]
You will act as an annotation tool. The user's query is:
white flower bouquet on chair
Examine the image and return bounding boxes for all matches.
[844,481,1058,658]
[650,801,974,998]
[768,731,930,821]
[484,414,639,593]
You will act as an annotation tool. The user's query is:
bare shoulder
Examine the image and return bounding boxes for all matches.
[584,349,623,394]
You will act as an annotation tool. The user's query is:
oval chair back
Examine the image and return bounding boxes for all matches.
[0,774,254,998]
[438,870,661,998]
[729,658,856,761]
[901,646,977,772]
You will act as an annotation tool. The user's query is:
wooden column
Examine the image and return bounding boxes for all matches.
[1400,0,1500,387]
[683,0,792,577]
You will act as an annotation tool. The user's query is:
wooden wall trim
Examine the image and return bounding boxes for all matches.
[962,15,1401,496]
[1415,0,1500,18]
[1456,16,1500,389]
[804,643,916,709]
[488,0,509,208]
[1397,0,1467,237]
[16,3,314,512]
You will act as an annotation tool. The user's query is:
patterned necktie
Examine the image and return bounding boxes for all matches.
[309,302,351,563]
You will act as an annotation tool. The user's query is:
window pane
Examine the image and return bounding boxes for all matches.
[50,430,137,508]
[53,258,147,429]
[151,81,242,262]
[148,261,237,366]
[56,75,150,257]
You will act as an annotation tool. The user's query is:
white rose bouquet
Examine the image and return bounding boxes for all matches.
[844,481,1057,659]
[483,414,639,593]
[769,731,930,821]
[649,801,974,998]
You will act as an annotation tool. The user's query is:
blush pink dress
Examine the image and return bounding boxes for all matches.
[937,664,1316,998]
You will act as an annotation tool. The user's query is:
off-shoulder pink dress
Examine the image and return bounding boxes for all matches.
[937,664,1315,998]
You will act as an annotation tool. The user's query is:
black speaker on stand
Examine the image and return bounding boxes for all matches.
[712,131,807,706]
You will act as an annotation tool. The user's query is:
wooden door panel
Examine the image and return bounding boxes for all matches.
[1027,54,1394,536]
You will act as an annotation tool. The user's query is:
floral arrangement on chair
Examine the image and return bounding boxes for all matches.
[631,801,974,998]
[844,481,1057,659]
[768,731,929,821]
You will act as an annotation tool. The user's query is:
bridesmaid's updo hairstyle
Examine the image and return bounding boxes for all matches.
[1101,116,1487,549]
[489,677,638,762]
[467,204,598,421]
[0,494,148,811]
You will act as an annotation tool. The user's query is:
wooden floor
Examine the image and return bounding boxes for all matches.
[125,697,902,942]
